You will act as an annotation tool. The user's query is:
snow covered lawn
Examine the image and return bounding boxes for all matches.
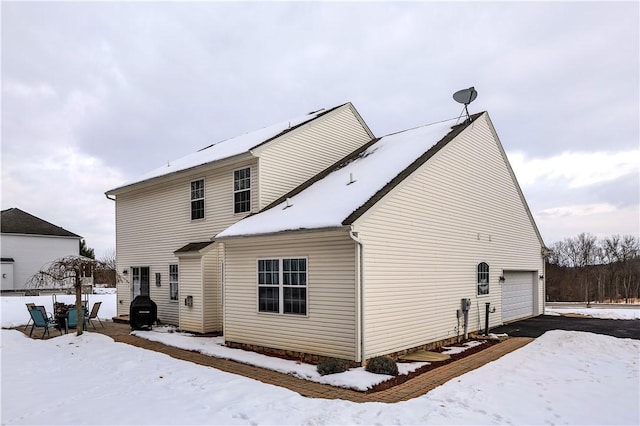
[2,297,639,424]
[2,328,638,425]
[545,306,640,320]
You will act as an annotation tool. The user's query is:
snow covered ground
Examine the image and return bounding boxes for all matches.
[1,296,639,425]
[545,306,640,320]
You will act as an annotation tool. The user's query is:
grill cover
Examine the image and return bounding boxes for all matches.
[129,296,157,330]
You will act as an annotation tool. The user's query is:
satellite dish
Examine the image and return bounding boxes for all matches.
[453,87,477,105]
[452,87,478,122]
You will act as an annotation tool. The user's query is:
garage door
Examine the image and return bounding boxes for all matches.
[502,271,535,323]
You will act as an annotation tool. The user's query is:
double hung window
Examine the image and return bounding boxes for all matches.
[258,258,307,315]
[234,168,251,213]
[169,264,179,301]
[191,179,205,220]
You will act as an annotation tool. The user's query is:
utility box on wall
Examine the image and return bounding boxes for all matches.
[461,298,471,312]
[184,295,193,307]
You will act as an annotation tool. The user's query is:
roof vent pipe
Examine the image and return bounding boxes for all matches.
[347,172,356,185]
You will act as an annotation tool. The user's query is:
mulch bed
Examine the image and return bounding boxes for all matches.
[365,339,500,393]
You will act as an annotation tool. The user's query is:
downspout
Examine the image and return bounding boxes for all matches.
[349,227,365,364]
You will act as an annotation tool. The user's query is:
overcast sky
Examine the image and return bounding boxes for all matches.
[2,1,638,258]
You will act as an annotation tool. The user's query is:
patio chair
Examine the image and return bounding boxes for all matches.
[35,305,53,321]
[28,307,60,339]
[66,307,87,334]
[24,303,36,330]
[85,302,104,329]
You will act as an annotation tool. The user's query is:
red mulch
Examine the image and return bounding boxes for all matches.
[365,339,499,393]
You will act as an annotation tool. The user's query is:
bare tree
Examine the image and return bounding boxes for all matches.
[96,248,117,286]
[548,234,640,303]
[27,256,122,335]
[99,248,116,269]
[619,236,640,303]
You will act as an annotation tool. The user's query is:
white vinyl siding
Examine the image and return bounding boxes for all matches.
[177,257,204,332]
[114,156,257,324]
[355,113,543,358]
[112,104,373,330]
[202,245,223,332]
[0,234,79,290]
[256,104,373,208]
[223,231,357,360]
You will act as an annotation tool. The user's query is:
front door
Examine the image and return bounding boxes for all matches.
[132,267,150,298]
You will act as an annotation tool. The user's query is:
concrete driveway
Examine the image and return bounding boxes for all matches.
[490,315,640,340]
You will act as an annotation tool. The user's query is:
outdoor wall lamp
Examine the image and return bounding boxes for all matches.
[498,276,505,282]
[539,275,544,280]
[122,269,128,275]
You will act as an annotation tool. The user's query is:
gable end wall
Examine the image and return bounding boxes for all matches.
[257,104,373,208]
[355,113,544,357]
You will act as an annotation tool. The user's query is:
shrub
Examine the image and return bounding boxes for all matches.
[317,358,350,376]
[365,356,398,376]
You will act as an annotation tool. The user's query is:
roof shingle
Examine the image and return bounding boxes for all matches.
[1,208,81,238]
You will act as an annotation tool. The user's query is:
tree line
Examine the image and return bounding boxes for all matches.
[546,233,640,303]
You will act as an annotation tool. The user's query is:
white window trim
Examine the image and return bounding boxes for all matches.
[232,166,251,215]
[190,178,205,221]
[256,257,308,317]
[477,261,490,297]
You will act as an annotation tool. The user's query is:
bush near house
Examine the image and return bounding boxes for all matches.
[365,356,399,376]
[316,358,350,376]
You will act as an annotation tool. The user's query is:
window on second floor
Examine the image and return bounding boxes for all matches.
[191,179,205,220]
[234,168,251,214]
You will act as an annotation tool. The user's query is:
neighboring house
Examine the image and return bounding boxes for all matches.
[0,208,81,291]
[216,111,546,363]
[105,103,374,332]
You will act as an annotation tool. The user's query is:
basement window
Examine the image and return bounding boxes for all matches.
[477,262,489,295]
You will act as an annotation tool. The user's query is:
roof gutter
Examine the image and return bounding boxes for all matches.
[349,227,365,364]
[105,194,115,201]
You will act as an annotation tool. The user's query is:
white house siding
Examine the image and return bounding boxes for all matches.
[256,104,373,208]
[0,234,79,290]
[178,256,204,332]
[114,155,257,323]
[355,113,544,358]
[223,230,358,360]
[202,244,223,332]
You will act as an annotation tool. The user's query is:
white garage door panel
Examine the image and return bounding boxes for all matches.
[502,271,534,322]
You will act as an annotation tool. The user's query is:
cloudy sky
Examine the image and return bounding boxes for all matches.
[2,1,638,258]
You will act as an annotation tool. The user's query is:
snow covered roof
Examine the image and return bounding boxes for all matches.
[107,105,345,193]
[216,113,483,238]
